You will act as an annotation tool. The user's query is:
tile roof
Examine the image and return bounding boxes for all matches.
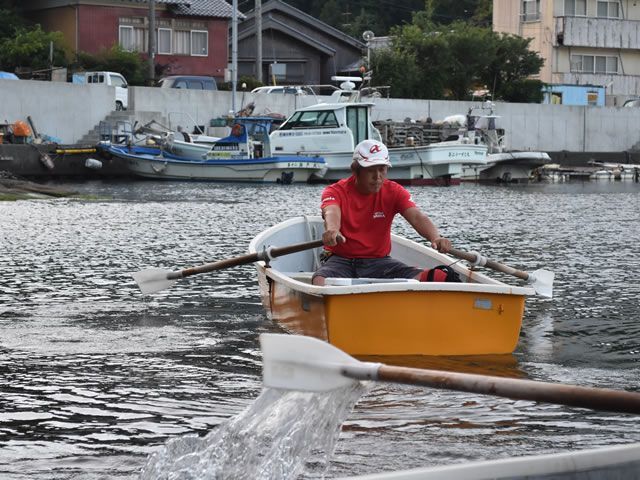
[137,0,236,18]
[172,0,236,18]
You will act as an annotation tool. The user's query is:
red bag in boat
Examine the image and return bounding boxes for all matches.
[419,265,461,282]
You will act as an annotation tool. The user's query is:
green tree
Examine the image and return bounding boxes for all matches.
[74,45,149,86]
[318,0,343,29]
[481,33,544,102]
[470,0,493,27]
[372,19,543,102]
[371,47,425,99]
[0,25,67,71]
[0,6,27,41]
[440,23,495,99]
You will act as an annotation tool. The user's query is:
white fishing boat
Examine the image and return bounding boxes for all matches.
[463,150,552,183]
[443,102,551,183]
[588,161,640,181]
[269,82,488,185]
[336,442,640,479]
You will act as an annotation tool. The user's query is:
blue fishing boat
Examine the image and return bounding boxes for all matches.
[99,117,326,183]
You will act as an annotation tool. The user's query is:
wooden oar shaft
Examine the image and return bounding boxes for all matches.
[176,239,324,279]
[375,365,640,414]
[449,248,529,281]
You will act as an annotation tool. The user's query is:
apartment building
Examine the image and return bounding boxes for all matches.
[493,0,640,105]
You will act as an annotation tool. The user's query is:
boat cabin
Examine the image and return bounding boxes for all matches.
[270,102,382,155]
[207,117,278,160]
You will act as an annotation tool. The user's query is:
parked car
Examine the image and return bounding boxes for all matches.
[251,85,310,95]
[158,75,217,90]
[72,71,129,111]
[623,98,640,107]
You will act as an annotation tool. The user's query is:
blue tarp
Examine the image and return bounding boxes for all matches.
[0,71,19,80]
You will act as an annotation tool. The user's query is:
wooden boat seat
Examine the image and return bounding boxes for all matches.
[325,277,419,286]
[287,272,314,284]
[286,274,421,286]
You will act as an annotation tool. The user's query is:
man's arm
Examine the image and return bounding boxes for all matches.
[321,204,346,246]
[401,206,451,253]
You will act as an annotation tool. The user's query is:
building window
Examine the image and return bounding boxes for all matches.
[522,0,540,21]
[119,18,208,57]
[157,28,172,55]
[173,30,190,55]
[119,22,146,52]
[597,1,620,18]
[119,25,134,51]
[191,30,208,56]
[564,0,587,16]
[269,63,286,82]
[570,54,618,74]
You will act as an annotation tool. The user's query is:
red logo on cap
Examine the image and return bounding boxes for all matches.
[369,145,382,154]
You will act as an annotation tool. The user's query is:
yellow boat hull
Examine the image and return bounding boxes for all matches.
[251,216,534,357]
[260,269,525,356]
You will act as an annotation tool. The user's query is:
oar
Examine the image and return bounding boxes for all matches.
[449,247,554,298]
[260,334,640,414]
[133,239,323,294]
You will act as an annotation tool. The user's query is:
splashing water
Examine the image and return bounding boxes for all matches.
[140,384,368,480]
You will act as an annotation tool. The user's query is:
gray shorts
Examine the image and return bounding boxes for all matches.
[312,254,421,281]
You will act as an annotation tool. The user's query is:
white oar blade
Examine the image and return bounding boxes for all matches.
[529,269,554,299]
[260,333,360,392]
[132,268,177,295]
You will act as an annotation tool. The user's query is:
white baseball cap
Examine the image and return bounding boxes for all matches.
[353,139,391,168]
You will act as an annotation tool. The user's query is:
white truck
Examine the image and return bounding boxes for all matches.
[72,71,129,111]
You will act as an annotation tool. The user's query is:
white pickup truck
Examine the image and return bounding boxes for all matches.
[72,71,129,111]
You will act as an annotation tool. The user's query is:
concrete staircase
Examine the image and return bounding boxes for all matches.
[76,110,169,145]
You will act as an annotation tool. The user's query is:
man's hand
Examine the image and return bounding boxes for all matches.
[431,236,451,253]
[322,229,346,246]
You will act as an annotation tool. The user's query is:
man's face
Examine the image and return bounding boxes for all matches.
[355,165,388,194]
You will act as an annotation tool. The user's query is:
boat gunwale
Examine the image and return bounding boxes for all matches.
[107,145,325,167]
[249,216,536,297]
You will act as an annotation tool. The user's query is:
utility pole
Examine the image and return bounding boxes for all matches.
[255,0,262,83]
[148,0,156,85]
[231,0,238,113]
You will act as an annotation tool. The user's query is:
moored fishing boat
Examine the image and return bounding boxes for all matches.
[99,143,325,183]
[440,101,552,183]
[98,117,326,183]
[249,216,545,356]
[269,83,488,185]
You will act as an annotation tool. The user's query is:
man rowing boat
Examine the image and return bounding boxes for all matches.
[312,139,452,286]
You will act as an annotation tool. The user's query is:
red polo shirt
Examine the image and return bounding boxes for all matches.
[320,176,416,258]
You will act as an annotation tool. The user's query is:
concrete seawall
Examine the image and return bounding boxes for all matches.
[2,78,640,161]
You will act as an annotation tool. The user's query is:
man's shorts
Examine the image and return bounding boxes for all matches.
[312,254,421,282]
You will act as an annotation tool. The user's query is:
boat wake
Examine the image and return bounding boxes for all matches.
[140,383,368,479]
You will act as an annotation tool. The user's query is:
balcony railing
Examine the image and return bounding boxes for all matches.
[555,16,640,49]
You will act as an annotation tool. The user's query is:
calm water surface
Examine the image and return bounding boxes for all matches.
[0,180,639,479]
